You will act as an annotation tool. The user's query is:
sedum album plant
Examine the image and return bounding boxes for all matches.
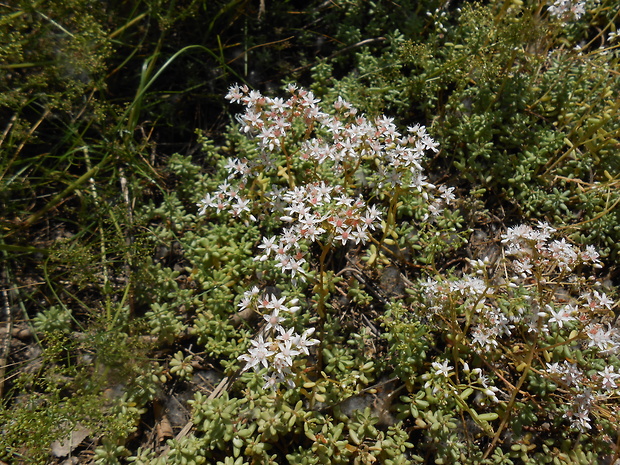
[410,223,618,441]
[197,83,449,390]
[163,84,617,464]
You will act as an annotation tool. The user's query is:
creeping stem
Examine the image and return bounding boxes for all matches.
[315,240,332,370]
[371,185,401,266]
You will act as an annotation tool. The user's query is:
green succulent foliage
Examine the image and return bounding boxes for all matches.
[170,350,194,380]
[147,358,418,465]
[381,302,430,389]
[165,435,208,465]
[94,439,131,465]
[33,305,73,334]
[145,301,186,344]
[127,446,158,465]
[135,151,265,362]
[137,66,615,465]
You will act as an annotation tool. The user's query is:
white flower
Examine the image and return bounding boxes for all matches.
[276,327,296,343]
[225,84,246,103]
[239,335,274,372]
[585,323,618,352]
[546,238,577,271]
[580,244,600,264]
[275,340,300,367]
[548,304,576,328]
[548,0,586,21]
[262,372,282,390]
[432,360,453,378]
[599,366,620,391]
[546,362,562,375]
[472,326,499,350]
[197,194,213,216]
[256,235,278,261]
[587,291,614,310]
[263,309,285,333]
[293,328,319,356]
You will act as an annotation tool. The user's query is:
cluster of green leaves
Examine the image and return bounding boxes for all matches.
[136,152,263,369]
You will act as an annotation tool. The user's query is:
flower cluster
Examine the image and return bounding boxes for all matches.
[547,0,586,21]
[198,84,445,280]
[236,288,319,389]
[222,84,440,188]
[421,359,501,405]
[254,183,383,279]
[545,360,620,431]
[417,222,617,432]
[423,223,613,348]
[501,222,602,273]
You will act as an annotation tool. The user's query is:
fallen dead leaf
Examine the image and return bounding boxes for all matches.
[51,423,91,458]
